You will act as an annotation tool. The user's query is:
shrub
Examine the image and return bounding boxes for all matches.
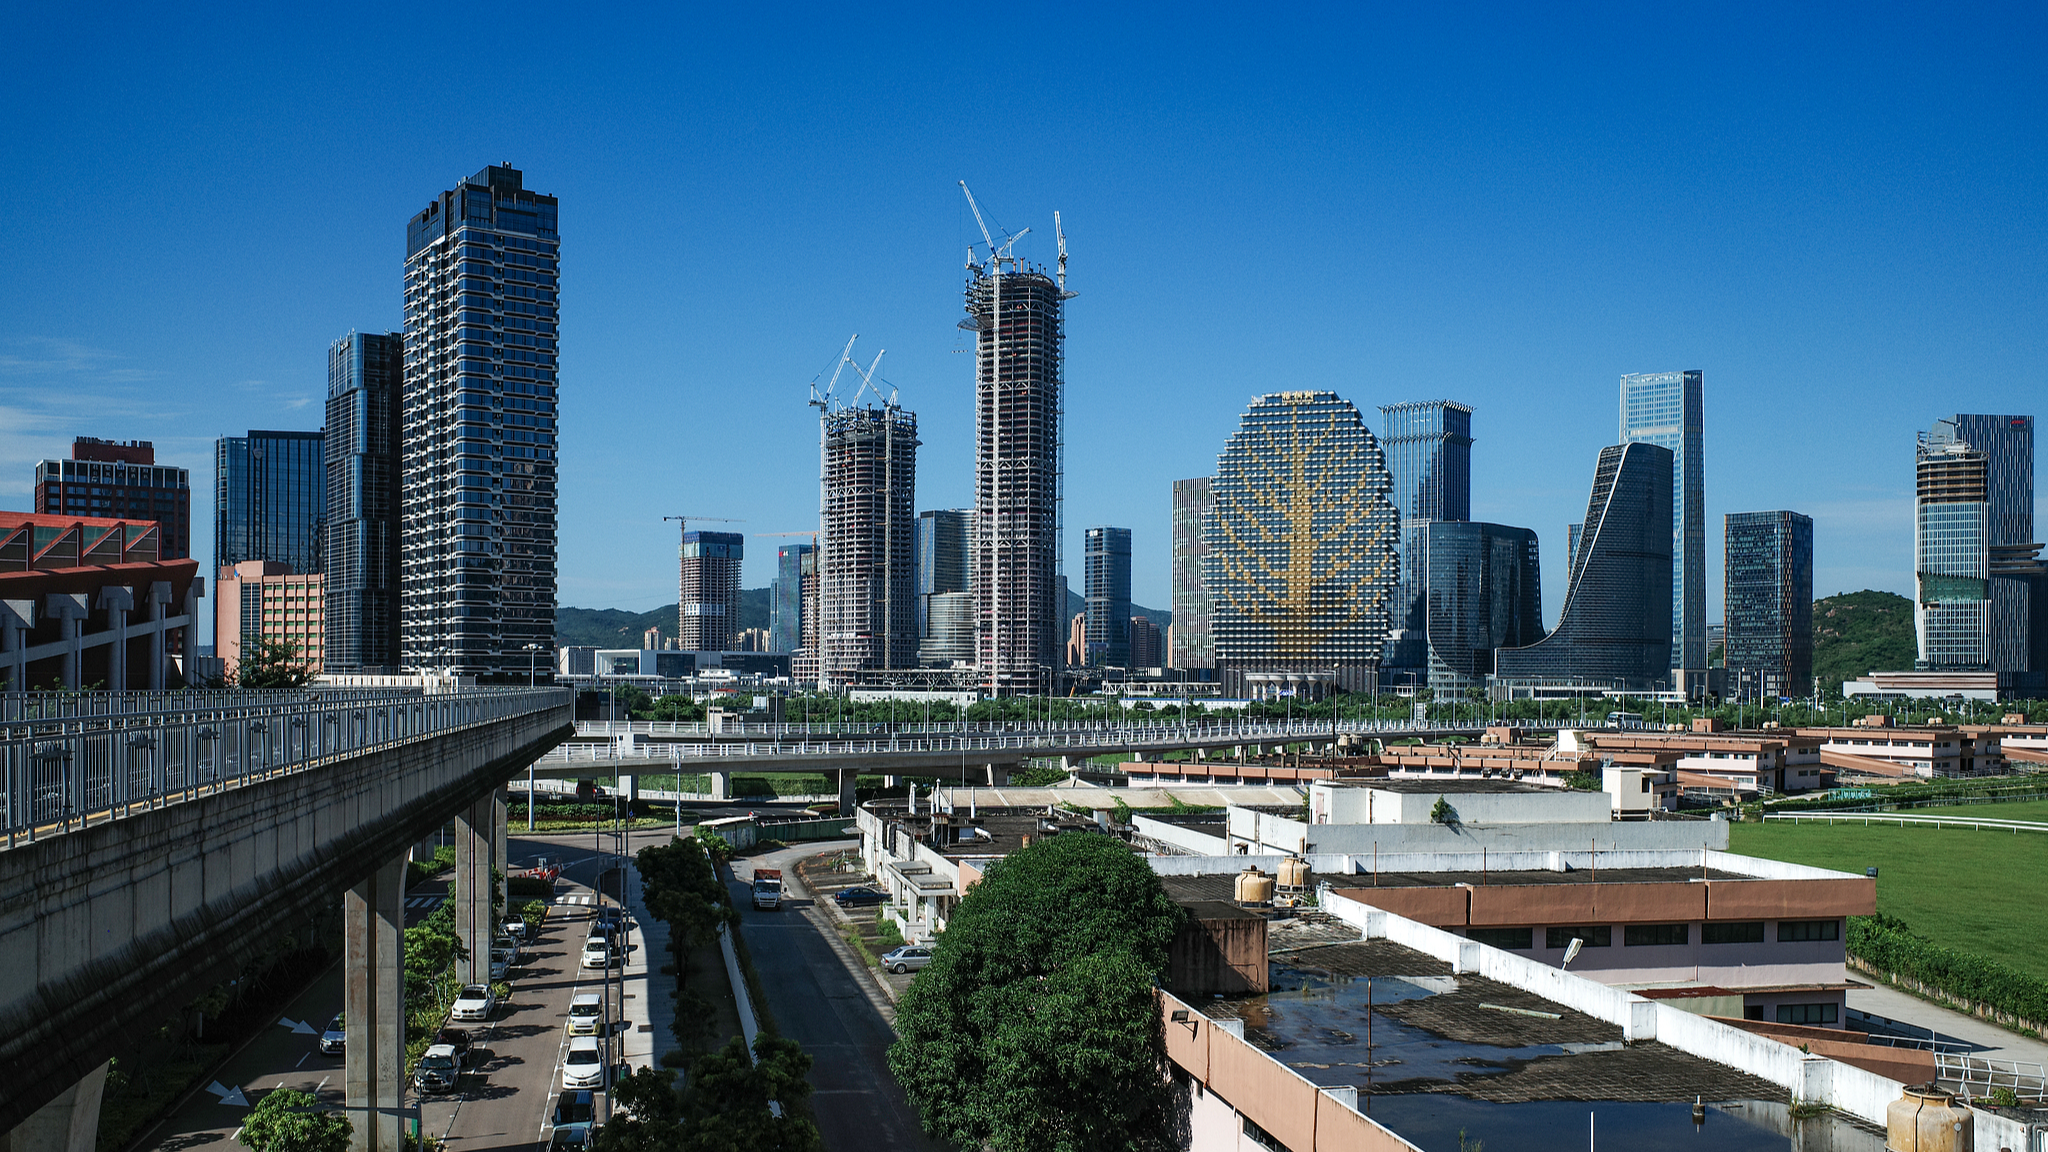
[1850,914,2048,1027]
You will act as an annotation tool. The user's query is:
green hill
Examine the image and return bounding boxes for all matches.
[1812,589,1916,689]
[557,589,770,649]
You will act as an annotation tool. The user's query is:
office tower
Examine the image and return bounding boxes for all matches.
[1203,391,1400,695]
[916,509,973,635]
[325,331,403,673]
[818,395,919,684]
[1130,615,1162,668]
[1378,400,1475,676]
[793,548,821,685]
[1416,521,1543,694]
[34,438,192,559]
[1496,443,1673,690]
[1620,370,1706,690]
[1724,511,1814,700]
[399,164,559,677]
[216,430,327,580]
[1170,478,1214,669]
[1943,415,2041,672]
[679,531,745,651]
[1915,428,1990,669]
[217,562,324,676]
[965,204,1069,695]
[1084,526,1133,666]
[1065,613,1087,668]
[770,543,814,653]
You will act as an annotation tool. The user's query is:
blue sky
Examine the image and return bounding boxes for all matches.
[3,3,2043,629]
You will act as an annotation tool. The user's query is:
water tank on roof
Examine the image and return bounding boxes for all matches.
[1886,1085,1970,1152]
[1235,866,1275,904]
[1277,858,1309,889]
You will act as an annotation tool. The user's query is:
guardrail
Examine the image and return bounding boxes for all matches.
[0,687,433,724]
[571,717,1553,740]
[1764,811,2048,834]
[1,688,572,848]
[1938,1052,2048,1101]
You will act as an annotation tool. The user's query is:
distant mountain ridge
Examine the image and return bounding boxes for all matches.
[1811,589,1916,689]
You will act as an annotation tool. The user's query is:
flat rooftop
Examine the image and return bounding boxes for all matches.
[1216,923,1790,1106]
[1162,867,1748,902]
[1329,778,1568,795]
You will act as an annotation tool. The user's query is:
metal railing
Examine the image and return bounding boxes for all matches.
[0,687,432,724]
[570,717,1551,740]
[1937,1052,2048,1100]
[1,688,571,848]
[1765,811,2048,834]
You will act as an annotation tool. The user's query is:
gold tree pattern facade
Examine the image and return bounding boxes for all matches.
[1203,391,1400,692]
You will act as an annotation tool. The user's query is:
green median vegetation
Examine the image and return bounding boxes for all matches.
[1850,913,2048,1031]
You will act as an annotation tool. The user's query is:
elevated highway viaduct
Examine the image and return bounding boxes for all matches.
[0,688,573,1152]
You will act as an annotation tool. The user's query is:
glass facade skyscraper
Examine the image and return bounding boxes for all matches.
[770,543,814,654]
[1419,521,1542,693]
[679,531,744,651]
[1203,392,1400,694]
[1170,477,1214,669]
[215,430,327,576]
[1916,429,1991,669]
[325,331,404,673]
[1620,370,1706,687]
[400,165,559,677]
[915,510,974,666]
[1942,415,2040,672]
[1084,526,1133,666]
[1377,400,1474,675]
[1724,511,1814,700]
[1496,442,1673,691]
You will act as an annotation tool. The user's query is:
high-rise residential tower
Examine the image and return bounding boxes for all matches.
[818,393,919,684]
[399,164,559,677]
[1724,510,1814,700]
[679,531,744,652]
[1203,392,1401,695]
[964,197,1069,694]
[1170,478,1214,669]
[1084,526,1133,667]
[1620,370,1705,691]
[35,439,192,560]
[1377,400,1475,676]
[325,331,404,673]
[1495,442,1673,691]
[770,542,814,653]
[215,430,327,576]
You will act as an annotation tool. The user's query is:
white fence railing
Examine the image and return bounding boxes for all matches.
[1766,811,2048,834]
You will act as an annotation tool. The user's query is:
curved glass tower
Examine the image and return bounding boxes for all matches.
[1495,442,1673,691]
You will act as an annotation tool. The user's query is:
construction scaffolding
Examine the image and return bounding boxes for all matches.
[812,338,920,688]
[960,184,1072,696]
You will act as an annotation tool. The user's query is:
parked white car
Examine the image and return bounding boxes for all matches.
[580,937,613,970]
[562,1035,606,1089]
[567,992,604,1036]
[450,984,496,1022]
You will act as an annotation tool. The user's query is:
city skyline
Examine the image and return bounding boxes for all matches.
[4,8,2044,635]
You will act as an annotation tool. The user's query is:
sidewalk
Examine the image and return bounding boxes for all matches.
[1849,982,2048,1067]
[622,875,665,1072]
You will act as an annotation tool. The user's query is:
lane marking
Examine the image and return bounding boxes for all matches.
[295,1053,308,1069]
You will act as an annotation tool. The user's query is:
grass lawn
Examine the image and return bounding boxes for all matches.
[1730,819,2048,981]
[1877,798,2048,823]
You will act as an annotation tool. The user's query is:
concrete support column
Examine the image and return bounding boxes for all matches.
[454,795,495,985]
[43,595,88,689]
[617,775,637,804]
[4,1061,109,1152]
[0,600,31,692]
[984,763,1005,787]
[344,855,404,1152]
[95,587,133,692]
[493,788,509,923]
[709,772,732,801]
[836,769,856,816]
[146,583,171,690]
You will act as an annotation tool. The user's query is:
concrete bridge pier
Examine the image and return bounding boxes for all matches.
[493,788,509,922]
[344,855,405,1152]
[4,1061,108,1152]
[836,770,856,815]
[708,772,731,801]
[985,763,1006,787]
[616,775,638,804]
[454,794,496,985]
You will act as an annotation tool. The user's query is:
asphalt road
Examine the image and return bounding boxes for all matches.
[731,843,946,1152]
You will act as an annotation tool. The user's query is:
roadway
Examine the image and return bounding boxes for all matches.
[141,820,933,1152]
[727,841,944,1151]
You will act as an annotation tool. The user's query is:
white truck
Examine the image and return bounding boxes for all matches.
[751,868,784,911]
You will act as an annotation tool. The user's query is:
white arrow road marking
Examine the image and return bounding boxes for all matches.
[279,1017,317,1034]
[205,1082,250,1107]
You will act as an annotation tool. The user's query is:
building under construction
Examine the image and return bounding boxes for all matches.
[961,184,1072,694]
[813,339,920,686]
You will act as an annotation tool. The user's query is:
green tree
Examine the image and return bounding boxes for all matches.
[593,1038,820,1152]
[889,833,1187,1152]
[645,695,706,723]
[238,1089,351,1152]
[236,638,314,689]
[635,836,736,967]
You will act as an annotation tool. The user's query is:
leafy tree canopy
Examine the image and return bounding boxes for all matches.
[237,638,314,689]
[592,1037,819,1152]
[238,1089,351,1152]
[888,832,1186,1152]
[635,836,735,958]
